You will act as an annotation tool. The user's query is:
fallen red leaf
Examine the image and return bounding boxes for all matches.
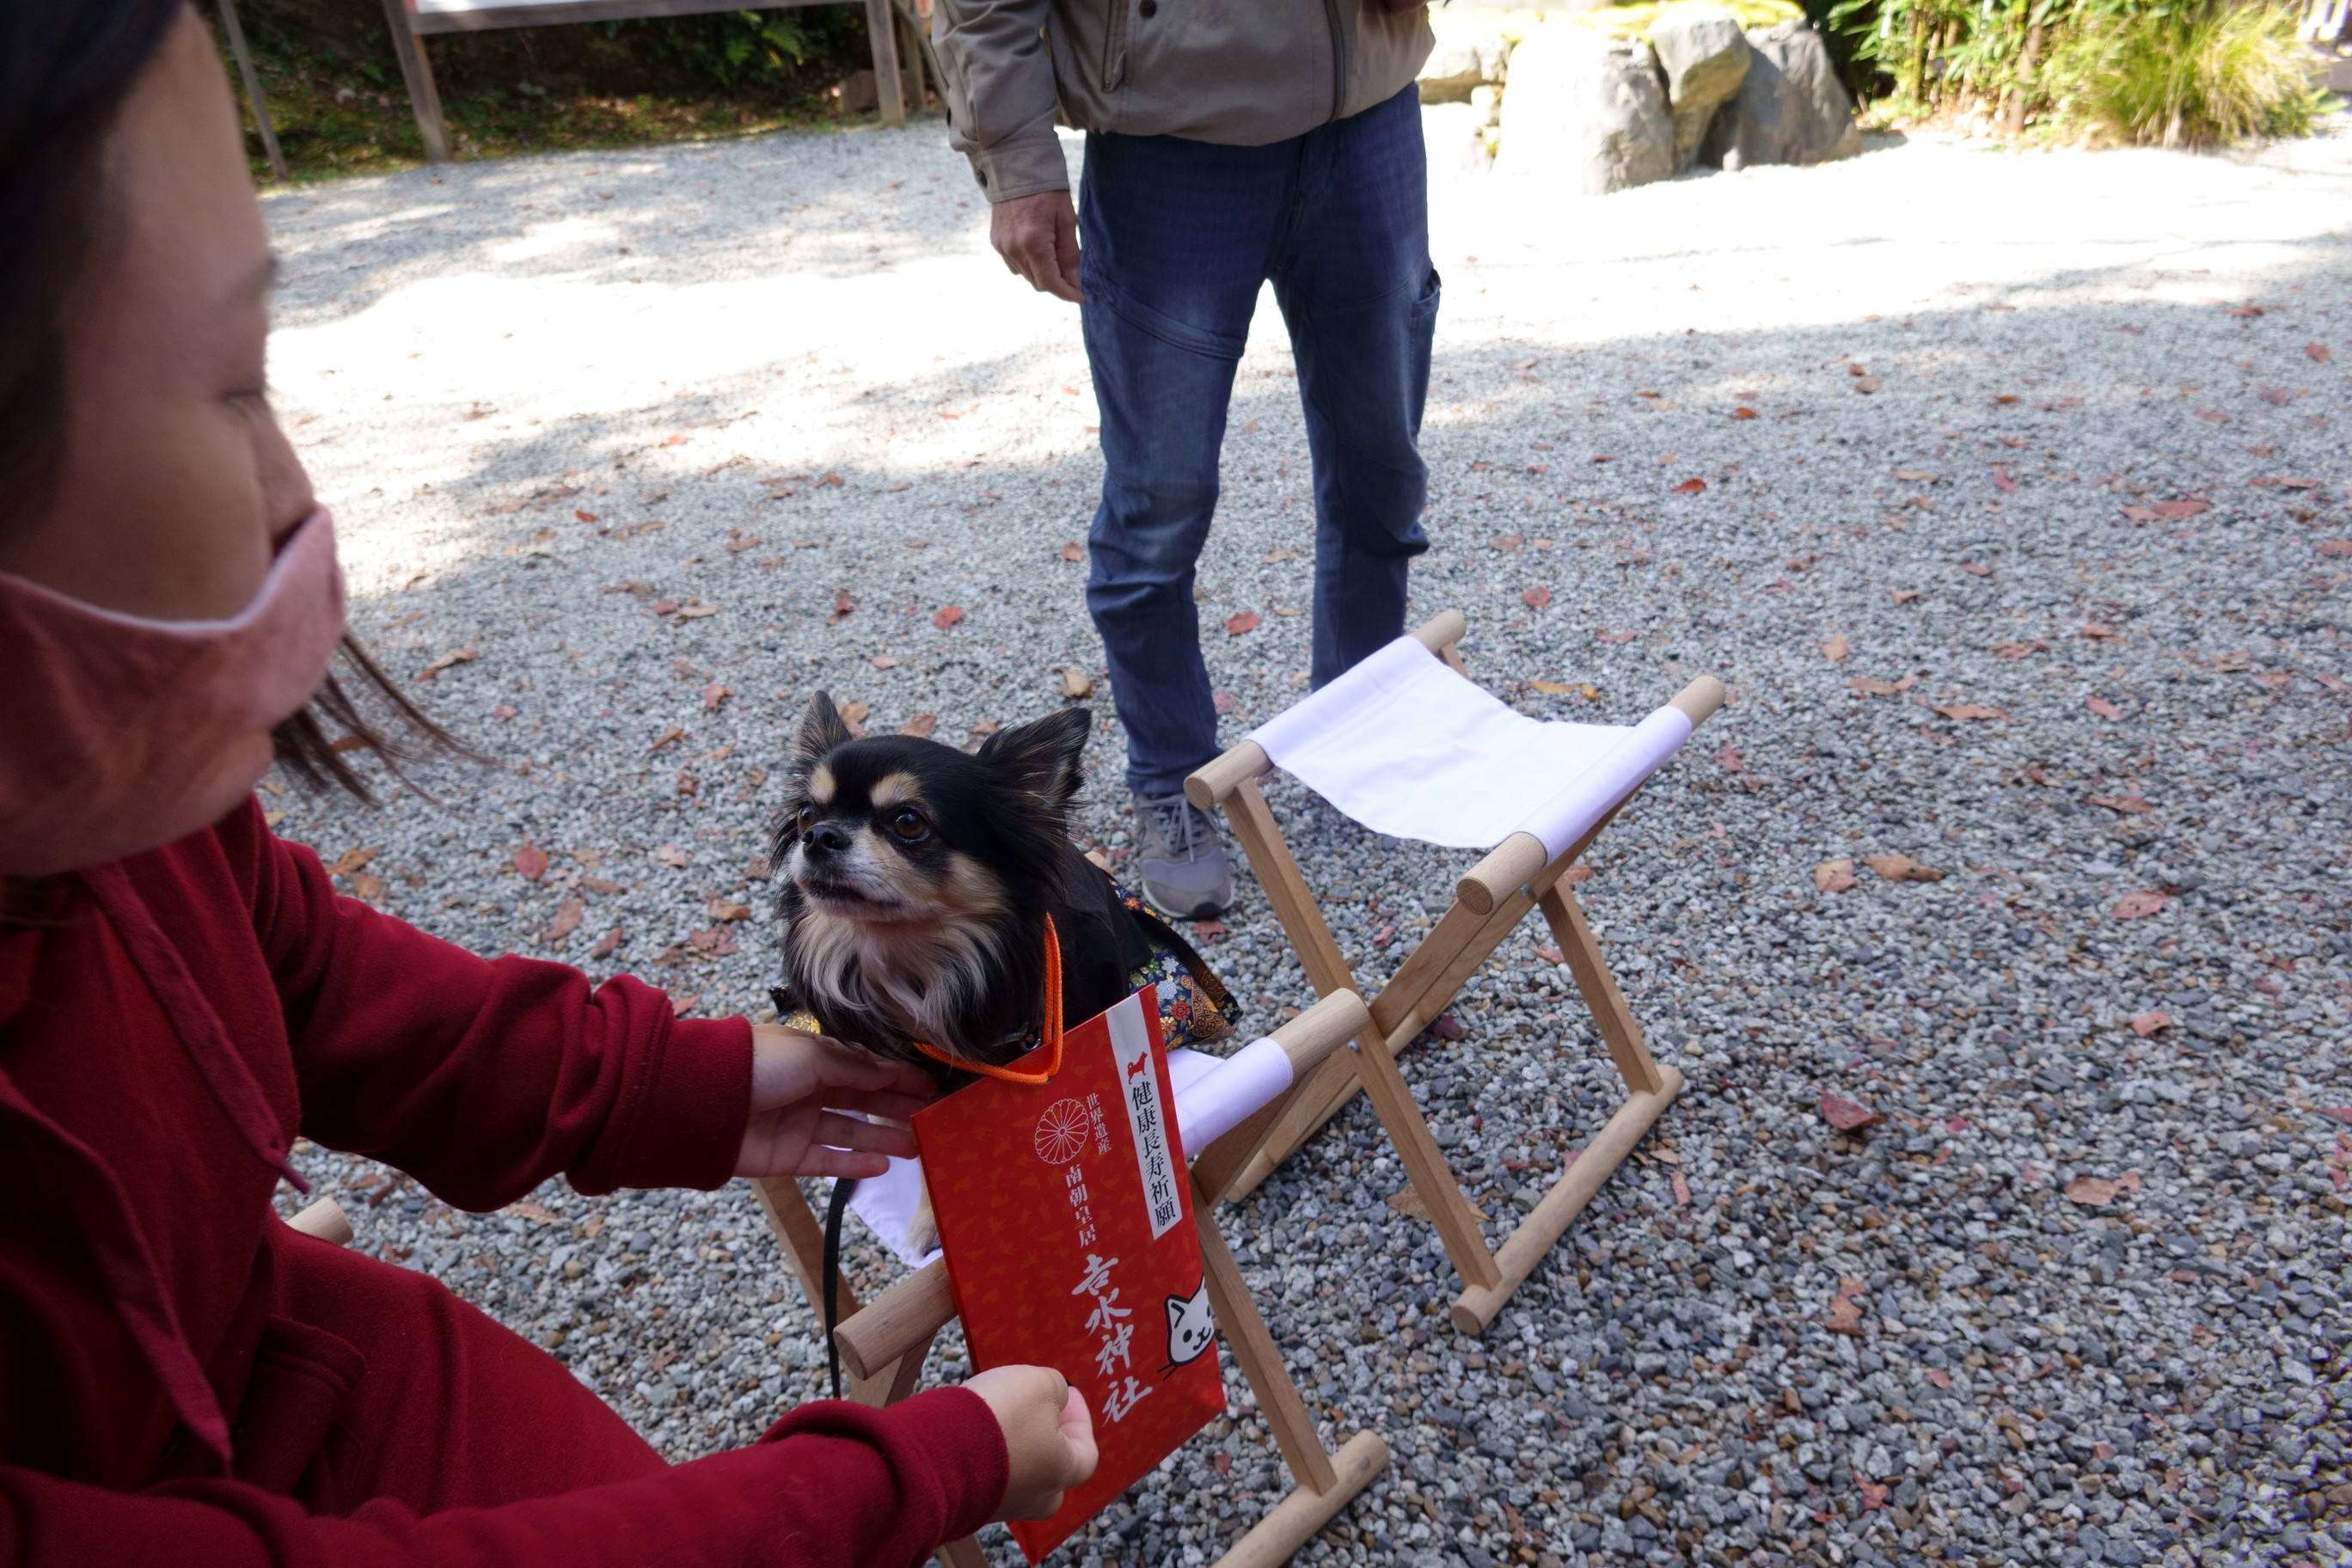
[933,604,965,630]
[1991,468,2016,494]
[701,682,730,711]
[1673,478,1707,494]
[1522,585,1553,609]
[867,652,899,670]
[1730,407,1757,420]
[1060,541,1085,561]
[2112,889,2168,919]
[1212,690,1238,715]
[1820,1093,1885,1132]
[1672,1172,1691,1206]
[513,844,548,881]
[590,927,623,959]
[492,704,519,720]
[1926,1368,1952,1390]
[548,897,584,941]
[1224,610,1259,635]
[1864,854,1943,882]
[646,724,686,753]
[1596,628,1637,644]
[2153,499,2209,518]
[1191,919,1228,940]
[1826,1297,1863,1335]
[1536,946,1565,965]
[1715,743,1744,772]
[2128,1011,2174,1038]
[574,509,596,523]
[2086,696,2123,719]
[1430,1015,1467,1042]
[830,590,855,623]
[2317,541,2352,558]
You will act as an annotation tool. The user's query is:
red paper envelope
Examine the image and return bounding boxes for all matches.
[914,986,1224,1563]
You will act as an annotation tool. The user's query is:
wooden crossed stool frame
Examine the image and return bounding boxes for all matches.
[750,990,1390,1568]
[1183,609,1725,1335]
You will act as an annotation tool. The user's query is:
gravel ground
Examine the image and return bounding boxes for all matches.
[259,113,2352,1568]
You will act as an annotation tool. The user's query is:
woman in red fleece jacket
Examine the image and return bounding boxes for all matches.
[0,4,1098,1564]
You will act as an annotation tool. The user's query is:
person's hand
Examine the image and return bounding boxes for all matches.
[989,190,1084,303]
[965,1365,1098,1520]
[732,1023,937,1178]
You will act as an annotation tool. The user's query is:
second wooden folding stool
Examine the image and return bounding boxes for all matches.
[1184,609,1724,1333]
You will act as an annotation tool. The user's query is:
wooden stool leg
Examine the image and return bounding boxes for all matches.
[1191,1192,1336,1494]
[1538,883,1665,1095]
[749,1177,913,1406]
[1346,1034,1503,1291]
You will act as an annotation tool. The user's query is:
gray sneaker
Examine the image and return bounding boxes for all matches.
[1130,791,1235,919]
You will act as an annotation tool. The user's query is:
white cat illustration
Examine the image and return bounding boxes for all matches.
[1161,1277,1215,1376]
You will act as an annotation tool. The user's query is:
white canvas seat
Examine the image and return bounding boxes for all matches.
[1185,609,1724,1333]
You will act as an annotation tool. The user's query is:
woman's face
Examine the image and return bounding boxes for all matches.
[0,5,313,621]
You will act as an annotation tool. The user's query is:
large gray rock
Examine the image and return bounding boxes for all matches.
[1648,2,1751,170]
[1418,17,1510,102]
[1495,27,1674,195]
[1701,21,1864,168]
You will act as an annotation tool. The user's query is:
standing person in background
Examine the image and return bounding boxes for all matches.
[933,0,1441,919]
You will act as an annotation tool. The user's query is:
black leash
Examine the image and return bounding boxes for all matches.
[822,1174,857,1400]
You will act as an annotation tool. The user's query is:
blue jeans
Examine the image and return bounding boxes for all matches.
[1080,83,1439,799]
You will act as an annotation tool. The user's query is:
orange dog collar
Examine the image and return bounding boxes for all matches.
[911,915,1063,1085]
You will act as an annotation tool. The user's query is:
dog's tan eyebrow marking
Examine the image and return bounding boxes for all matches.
[870,772,924,811]
[806,764,836,805]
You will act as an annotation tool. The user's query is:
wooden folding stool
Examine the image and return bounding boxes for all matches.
[1182,610,1724,1334]
[750,990,1389,1568]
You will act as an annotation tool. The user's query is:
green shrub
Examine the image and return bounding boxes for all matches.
[2047,1,2325,145]
[1823,0,2329,143]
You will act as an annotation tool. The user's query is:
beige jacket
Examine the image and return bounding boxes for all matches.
[932,0,1435,202]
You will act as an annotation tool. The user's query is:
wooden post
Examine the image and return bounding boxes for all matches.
[216,0,288,181]
[864,0,906,127]
[381,0,452,164]
[748,1177,913,1406]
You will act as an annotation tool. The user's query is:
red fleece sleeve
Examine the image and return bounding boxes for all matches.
[0,1388,1008,1568]
[233,806,751,1206]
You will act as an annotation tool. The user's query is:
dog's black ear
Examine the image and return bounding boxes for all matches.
[789,691,853,778]
[979,707,1089,818]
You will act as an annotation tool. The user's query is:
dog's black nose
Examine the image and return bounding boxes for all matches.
[806,821,853,854]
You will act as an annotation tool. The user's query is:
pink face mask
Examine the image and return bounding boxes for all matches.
[0,508,347,876]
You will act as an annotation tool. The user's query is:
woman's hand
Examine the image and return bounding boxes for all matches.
[964,1365,1099,1521]
[732,1023,937,1178]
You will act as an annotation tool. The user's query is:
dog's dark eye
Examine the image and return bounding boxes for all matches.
[886,808,929,843]
[794,802,818,835]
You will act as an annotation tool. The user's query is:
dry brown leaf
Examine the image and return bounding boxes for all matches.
[548,897,585,941]
[348,873,384,903]
[899,712,939,738]
[1847,674,1916,696]
[2064,1176,2119,1208]
[867,653,899,670]
[1822,634,1850,663]
[590,927,623,959]
[1934,703,2007,721]
[1672,478,1707,494]
[1820,1094,1885,1131]
[506,1200,563,1225]
[701,682,730,711]
[1892,469,1937,482]
[654,842,690,868]
[1864,854,1943,882]
[2112,889,2168,920]
[2086,793,2153,814]
[2128,1010,2173,1038]
[1522,585,1553,609]
[1813,858,1857,893]
[418,646,477,680]
[2086,696,2123,719]
[1060,542,1085,561]
[1060,667,1094,700]
[706,898,752,922]
[1225,610,1259,635]
[327,846,379,877]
